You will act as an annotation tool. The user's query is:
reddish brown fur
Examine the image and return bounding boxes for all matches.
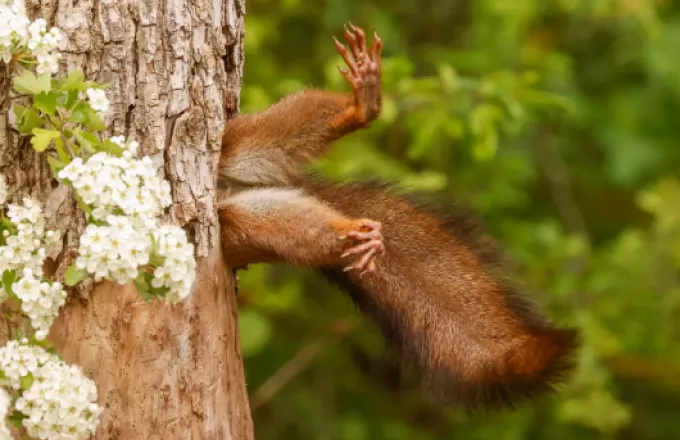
[307,179,577,409]
[218,90,353,189]
[217,24,577,410]
[218,187,381,270]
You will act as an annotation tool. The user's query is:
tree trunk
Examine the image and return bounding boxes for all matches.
[0,0,254,439]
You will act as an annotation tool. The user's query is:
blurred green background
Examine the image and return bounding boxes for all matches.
[235,0,680,438]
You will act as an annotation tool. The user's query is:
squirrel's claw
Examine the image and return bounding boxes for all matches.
[334,23,383,125]
[341,218,384,274]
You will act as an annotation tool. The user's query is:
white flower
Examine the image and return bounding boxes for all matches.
[0,342,101,440]
[150,225,196,304]
[75,213,195,305]
[77,215,150,285]
[0,198,62,278]
[0,7,61,74]
[0,341,51,389]
[12,270,66,340]
[0,0,26,15]
[13,268,41,301]
[59,150,172,221]
[85,88,109,113]
[0,198,64,339]
[35,51,60,75]
[26,18,46,50]
[57,157,84,182]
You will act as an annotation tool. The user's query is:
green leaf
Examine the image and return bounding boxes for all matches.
[13,71,52,95]
[0,218,16,236]
[139,290,154,303]
[30,128,61,152]
[53,137,70,162]
[47,156,67,175]
[470,104,501,161]
[14,104,44,134]
[79,131,100,145]
[20,109,45,134]
[407,112,445,160]
[33,91,59,115]
[134,271,172,302]
[148,252,165,267]
[64,264,88,287]
[134,272,154,303]
[19,373,34,390]
[71,102,107,131]
[70,102,89,124]
[150,285,170,298]
[74,193,92,214]
[58,69,86,92]
[2,270,16,296]
[134,272,150,290]
[85,108,107,131]
[74,130,100,153]
[57,89,80,110]
[8,410,26,428]
[238,309,273,357]
[29,336,55,352]
[99,139,125,156]
[13,103,28,124]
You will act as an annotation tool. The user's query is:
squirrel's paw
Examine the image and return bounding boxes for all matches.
[333,23,383,124]
[339,219,385,275]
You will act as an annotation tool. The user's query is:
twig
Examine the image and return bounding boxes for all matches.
[249,338,325,411]
[533,124,588,240]
[532,124,591,288]
[249,320,358,411]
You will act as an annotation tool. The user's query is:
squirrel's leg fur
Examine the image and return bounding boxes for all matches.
[218,188,384,272]
[304,179,577,410]
[219,25,383,187]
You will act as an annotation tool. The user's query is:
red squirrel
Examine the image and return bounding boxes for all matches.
[217,24,577,410]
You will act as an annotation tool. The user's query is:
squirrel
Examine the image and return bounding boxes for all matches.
[217,23,578,410]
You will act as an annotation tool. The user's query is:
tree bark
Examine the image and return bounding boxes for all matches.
[0,0,254,439]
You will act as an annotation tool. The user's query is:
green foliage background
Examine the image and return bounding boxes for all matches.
[235,0,680,438]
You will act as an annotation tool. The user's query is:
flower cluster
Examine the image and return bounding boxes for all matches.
[0,341,101,440]
[58,152,171,221]
[0,0,24,14]
[0,197,65,339]
[74,215,196,302]
[151,225,197,304]
[27,19,61,74]
[0,341,52,389]
[0,198,61,278]
[56,136,195,304]
[75,215,153,285]
[13,269,67,340]
[0,2,62,74]
[0,0,28,61]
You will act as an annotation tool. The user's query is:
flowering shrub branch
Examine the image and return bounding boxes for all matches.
[0,0,198,438]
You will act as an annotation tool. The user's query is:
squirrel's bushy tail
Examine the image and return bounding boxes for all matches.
[309,178,578,410]
[440,326,577,409]
[321,267,577,409]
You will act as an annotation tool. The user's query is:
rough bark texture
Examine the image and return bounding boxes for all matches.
[0,0,254,438]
